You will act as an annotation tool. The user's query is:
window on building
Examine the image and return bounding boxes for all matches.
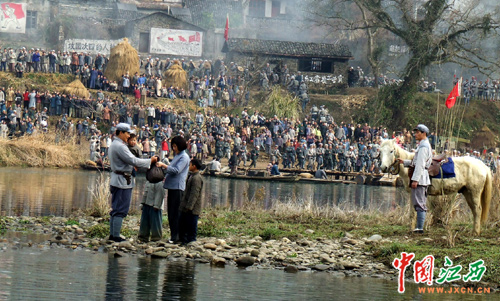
[249,0,266,18]
[298,58,333,73]
[26,11,37,30]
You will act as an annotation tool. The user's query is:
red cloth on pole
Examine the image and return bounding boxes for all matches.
[445,79,461,109]
[224,15,229,41]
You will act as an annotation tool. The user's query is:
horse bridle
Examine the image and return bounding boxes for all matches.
[389,159,400,175]
[377,147,401,175]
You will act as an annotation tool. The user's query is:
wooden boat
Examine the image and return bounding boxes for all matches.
[297,178,343,184]
[80,163,111,172]
[80,163,146,174]
[202,172,298,182]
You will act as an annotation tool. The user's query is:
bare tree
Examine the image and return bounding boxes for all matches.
[308,0,500,124]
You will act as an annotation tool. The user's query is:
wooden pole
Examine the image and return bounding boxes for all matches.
[435,91,440,152]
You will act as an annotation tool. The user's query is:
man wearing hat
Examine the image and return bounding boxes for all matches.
[108,123,158,242]
[399,124,432,234]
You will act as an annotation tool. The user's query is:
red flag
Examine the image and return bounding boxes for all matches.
[189,35,195,43]
[178,36,186,42]
[195,32,201,42]
[224,15,229,41]
[445,77,462,109]
[168,37,174,41]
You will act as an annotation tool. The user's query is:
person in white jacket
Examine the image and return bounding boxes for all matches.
[399,124,432,234]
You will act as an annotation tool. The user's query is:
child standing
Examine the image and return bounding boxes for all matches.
[138,173,165,242]
[178,159,204,244]
[128,131,165,242]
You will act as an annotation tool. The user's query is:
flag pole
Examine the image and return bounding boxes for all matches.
[435,90,440,152]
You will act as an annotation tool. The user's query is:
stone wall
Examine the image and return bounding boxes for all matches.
[0,0,51,49]
[57,0,115,20]
[0,0,125,50]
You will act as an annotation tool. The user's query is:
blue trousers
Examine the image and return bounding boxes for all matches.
[109,186,133,237]
[138,204,163,241]
[167,189,183,241]
[110,186,133,218]
[179,211,199,244]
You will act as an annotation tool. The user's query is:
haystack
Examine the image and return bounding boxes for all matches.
[470,125,497,150]
[104,38,139,82]
[63,80,90,98]
[163,60,187,89]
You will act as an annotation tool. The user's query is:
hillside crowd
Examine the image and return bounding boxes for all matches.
[0,46,498,174]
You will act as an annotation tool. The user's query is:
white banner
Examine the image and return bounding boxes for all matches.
[0,2,26,34]
[150,28,203,57]
[64,39,122,55]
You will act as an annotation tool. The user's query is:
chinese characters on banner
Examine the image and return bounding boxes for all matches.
[389,45,409,56]
[149,28,203,57]
[0,2,26,33]
[393,252,487,293]
[63,39,122,55]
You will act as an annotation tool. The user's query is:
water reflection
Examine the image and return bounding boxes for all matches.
[162,261,197,300]
[105,257,128,300]
[0,249,493,300]
[0,167,406,217]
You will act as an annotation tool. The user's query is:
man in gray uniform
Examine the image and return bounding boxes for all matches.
[400,124,432,234]
[108,123,158,242]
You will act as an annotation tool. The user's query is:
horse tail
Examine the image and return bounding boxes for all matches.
[481,170,492,224]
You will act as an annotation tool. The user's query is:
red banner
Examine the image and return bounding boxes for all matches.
[445,78,462,109]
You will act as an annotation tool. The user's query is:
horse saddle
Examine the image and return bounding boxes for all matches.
[429,155,456,179]
[428,154,448,177]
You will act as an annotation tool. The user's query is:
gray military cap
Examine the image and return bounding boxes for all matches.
[414,124,429,134]
[116,123,133,133]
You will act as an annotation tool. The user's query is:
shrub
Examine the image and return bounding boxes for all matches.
[87,224,109,238]
[87,173,111,217]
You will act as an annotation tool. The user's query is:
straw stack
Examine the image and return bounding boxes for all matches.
[104,38,140,82]
[163,60,187,89]
[63,80,90,98]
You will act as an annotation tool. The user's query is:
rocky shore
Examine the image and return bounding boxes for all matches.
[0,215,393,279]
[2,214,499,293]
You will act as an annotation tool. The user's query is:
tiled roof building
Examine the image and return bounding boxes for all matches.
[223,38,352,59]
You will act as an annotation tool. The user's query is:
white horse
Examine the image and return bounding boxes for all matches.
[378,139,492,235]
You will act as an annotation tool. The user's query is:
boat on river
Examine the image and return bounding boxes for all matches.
[79,163,400,187]
[202,172,299,182]
[81,162,111,172]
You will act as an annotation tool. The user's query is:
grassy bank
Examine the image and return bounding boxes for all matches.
[0,133,86,167]
[74,194,500,285]
[196,202,500,284]
[2,192,499,287]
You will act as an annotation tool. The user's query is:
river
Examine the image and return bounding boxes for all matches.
[0,168,405,216]
[0,168,492,300]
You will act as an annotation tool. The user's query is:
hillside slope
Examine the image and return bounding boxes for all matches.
[1,72,498,142]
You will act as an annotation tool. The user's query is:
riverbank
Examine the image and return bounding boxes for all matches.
[1,202,498,292]
[0,134,86,168]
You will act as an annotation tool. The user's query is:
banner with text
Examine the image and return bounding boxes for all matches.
[0,2,27,34]
[150,28,203,57]
[64,39,122,55]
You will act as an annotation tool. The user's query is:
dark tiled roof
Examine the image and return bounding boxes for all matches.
[224,38,352,59]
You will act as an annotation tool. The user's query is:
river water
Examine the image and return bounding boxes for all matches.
[0,248,490,300]
[0,168,405,217]
[0,168,492,300]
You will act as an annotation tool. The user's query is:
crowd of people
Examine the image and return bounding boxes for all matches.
[85,101,496,177]
[1,45,497,175]
[456,76,500,104]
